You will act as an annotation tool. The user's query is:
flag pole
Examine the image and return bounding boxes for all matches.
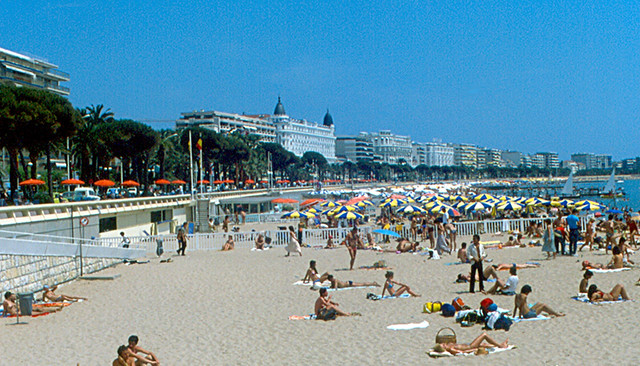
[189,130,194,199]
[199,140,204,195]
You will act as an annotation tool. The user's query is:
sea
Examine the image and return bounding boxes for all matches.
[574,179,640,211]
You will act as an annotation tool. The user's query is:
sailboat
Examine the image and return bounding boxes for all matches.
[559,172,580,199]
[600,169,625,198]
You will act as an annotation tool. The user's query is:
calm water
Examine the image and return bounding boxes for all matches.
[575,179,640,211]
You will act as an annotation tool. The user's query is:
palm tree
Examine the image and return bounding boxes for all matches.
[73,104,113,182]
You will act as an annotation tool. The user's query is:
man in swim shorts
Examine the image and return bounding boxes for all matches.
[514,284,564,318]
[343,226,362,270]
[314,288,353,318]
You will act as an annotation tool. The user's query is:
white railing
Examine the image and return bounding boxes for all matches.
[301,226,375,246]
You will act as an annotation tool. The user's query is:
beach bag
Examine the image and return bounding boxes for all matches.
[493,314,513,331]
[441,303,456,317]
[480,298,494,316]
[423,301,442,314]
[317,308,337,321]
[435,327,457,344]
[452,297,466,311]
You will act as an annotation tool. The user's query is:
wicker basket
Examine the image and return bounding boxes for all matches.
[435,327,457,344]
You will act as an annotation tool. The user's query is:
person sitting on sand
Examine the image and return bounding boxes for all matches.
[325,235,334,248]
[515,233,525,248]
[327,274,380,289]
[382,271,420,297]
[3,291,61,316]
[302,260,330,284]
[587,283,630,302]
[254,234,265,250]
[457,243,469,263]
[617,237,635,265]
[127,335,160,365]
[433,332,510,355]
[503,236,516,247]
[222,235,235,251]
[113,345,134,366]
[579,270,593,293]
[514,284,565,318]
[582,246,624,270]
[486,266,518,295]
[314,288,353,319]
[42,285,86,302]
[366,233,376,248]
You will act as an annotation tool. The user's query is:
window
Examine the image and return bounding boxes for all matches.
[99,217,117,233]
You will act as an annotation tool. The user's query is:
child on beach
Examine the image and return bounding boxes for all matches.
[382,271,420,297]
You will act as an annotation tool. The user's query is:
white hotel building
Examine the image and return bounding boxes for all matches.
[0,46,70,96]
[177,97,336,163]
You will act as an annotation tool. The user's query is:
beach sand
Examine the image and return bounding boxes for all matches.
[2,230,640,365]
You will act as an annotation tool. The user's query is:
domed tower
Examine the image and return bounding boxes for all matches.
[323,109,334,127]
[273,96,286,116]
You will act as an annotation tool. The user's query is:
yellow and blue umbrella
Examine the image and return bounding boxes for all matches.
[334,211,364,220]
[281,211,315,219]
[496,201,524,211]
[464,201,494,212]
[396,205,427,215]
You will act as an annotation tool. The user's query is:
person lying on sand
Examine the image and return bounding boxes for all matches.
[222,235,235,251]
[458,265,500,282]
[3,291,62,316]
[127,335,160,365]
[579,270,593,293]
[42,285,86,302]
[433,332,509,355]
[327,274,379,289]
[514,285,564,318]
[396,238,419,253]
[325,235,334,248]
[382,271,420,297]
[314,288,354,319]
[588,284,630,302]
[302,260,330,284]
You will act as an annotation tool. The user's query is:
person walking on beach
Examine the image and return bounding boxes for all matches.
[120,232,130,248]
[285,225,302,257]
[177,222,188,256]
[579,218,596,252]
[542,219,556,259]
[343,226,362,270]
[467,234,486,293]
[566,209,580,256]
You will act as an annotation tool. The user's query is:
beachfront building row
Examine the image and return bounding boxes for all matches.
[411,142,455,167]
[571,153,612,170]
[0,46,70,96]
[178,97,337,163]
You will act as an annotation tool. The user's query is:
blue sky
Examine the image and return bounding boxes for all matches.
[3,1,639,160]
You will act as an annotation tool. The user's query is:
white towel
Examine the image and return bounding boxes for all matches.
[387,320,429,330]
[327,285,378,292]
[510,315,550,323]
[589,267,630,273]
[293,280,330,287]
[428,345,516,358]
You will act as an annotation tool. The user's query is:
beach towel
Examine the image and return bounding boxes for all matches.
[293,280,330,287]
[359,266,393,270]
[588,268,630,273]
[510,315,550,323]
[571,294,630,304]
[289,314,316,320]
[327,285,379,292]
[250,247,270,251]
[370,293,411,301]
[387,320,429,330]
[445,262,467,266]
[428,345,516,358]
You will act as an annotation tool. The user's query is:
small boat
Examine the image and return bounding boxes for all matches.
[600,168,626,198]
[558,172,580,199]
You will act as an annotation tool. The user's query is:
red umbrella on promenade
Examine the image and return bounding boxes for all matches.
[197,180,210,184]
[122,180,140,187]
[155,179,171,185]
[94,179,115,187]
[171,180,187,185]
[61,178,85,185]
[19,179,46,186]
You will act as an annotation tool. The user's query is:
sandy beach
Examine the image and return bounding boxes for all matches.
[2,228,640,365]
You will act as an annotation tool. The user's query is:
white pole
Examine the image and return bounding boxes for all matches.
[199,142,203,195]
[189,130,194,199]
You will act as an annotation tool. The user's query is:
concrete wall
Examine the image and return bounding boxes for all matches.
[0,254,120,294]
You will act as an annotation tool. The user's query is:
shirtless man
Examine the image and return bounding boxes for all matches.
[327,274,379,289]
[127,335,160,365]
[457,243,469,263]
[314,288,352,319]
[396,238,419,253]
[222,235,235,251]
[579,270,593,293]
[603,215,616,254]
[342,227,362,270]
[113,345,134,366]
[513,284,565,318]
[3,291,62,316]
[433,332,509,355]
[42,285,86,302]
[582,246,625,270]
[579,218,596,252]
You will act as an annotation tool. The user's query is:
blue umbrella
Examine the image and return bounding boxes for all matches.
[372,229,401,238]
[606,209,623,214]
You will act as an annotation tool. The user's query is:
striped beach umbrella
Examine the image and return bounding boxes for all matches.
[396,205,427,215]
[430,204,460,217]
[380,199,405,208]
[281,211,315,219]
[356,200,374,207]
[497,201,524,211]
[464,201,494,212]
[334,211,364,220]
[575,201,605,211]
[473,193,495,201]
[319,201,340,208]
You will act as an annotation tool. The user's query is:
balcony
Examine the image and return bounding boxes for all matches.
[45,68,70,81]
[46,83,70,95]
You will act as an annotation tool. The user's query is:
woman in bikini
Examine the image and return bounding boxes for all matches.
[433,332,509,355]
[381,271,420,297]
[302,260,329,284]
[587,283,630,302]
[579,218,596,252]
